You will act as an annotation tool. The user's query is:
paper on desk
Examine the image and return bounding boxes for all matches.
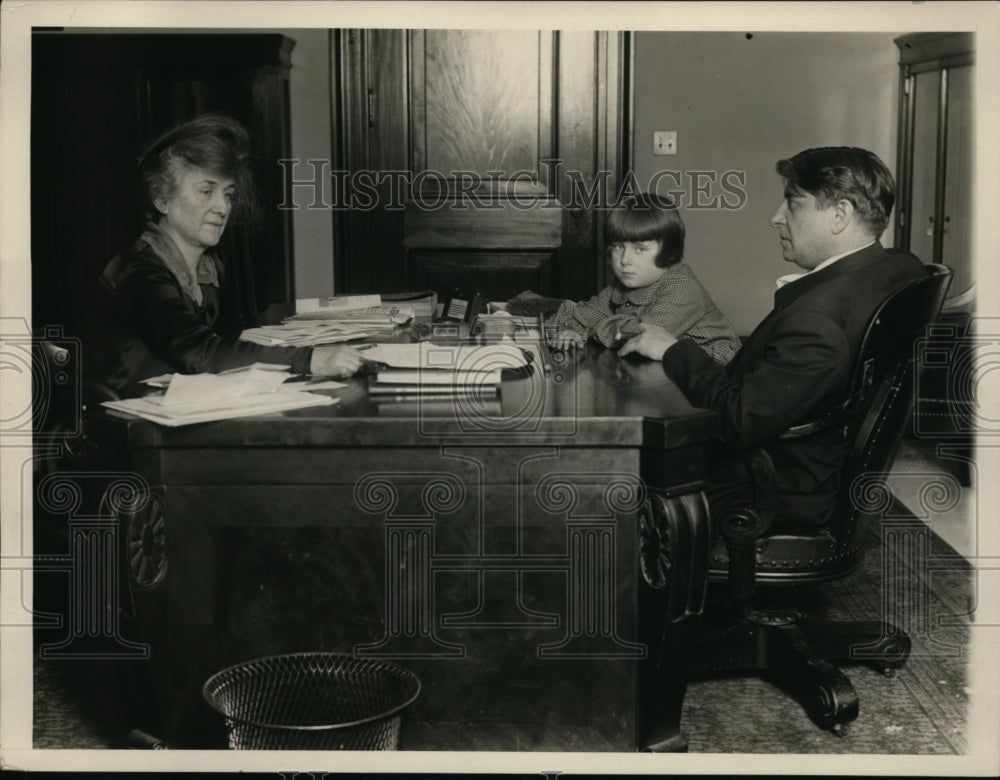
[161,368,290,406]
[282,379,348,391]
[142,363,291,388]
[219,362,291,374]
[360,342,530,370]
[141,367,346,394]
[103,391,338,427]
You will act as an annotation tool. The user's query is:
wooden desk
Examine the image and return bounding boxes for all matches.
[102,344,718,750]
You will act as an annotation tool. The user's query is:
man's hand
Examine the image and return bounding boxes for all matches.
[617,323,678,361]
[310,344,365,378]
[551,329,586,351]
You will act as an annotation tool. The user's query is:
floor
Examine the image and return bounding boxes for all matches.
[887,437,975,558]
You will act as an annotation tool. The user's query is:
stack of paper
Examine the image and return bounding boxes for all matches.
[360,342,528,369]
[104,366,339,426]
[240,322,385,347]
[370,368,503,396]
[240,296,414,348]
[381,290,437,319]
[284,306,413,324]
[295,294,382,313]
[363,342,529,396]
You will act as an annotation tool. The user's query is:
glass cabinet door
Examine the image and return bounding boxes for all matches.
[895,33,974,311]
[942,64,973,305]
[907,68,938,265]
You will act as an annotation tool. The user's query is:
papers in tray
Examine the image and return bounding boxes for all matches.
[295,294,382,313]
[284,305,414,324]
[240,305,414,348]
[240,322,385,347]
[381,290,437,319]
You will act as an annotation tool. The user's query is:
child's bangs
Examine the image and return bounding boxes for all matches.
[605,207,664,244]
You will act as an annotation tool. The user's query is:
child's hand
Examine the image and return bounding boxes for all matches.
[552,329,585,350]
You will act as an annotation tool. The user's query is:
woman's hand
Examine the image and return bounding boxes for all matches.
[551,329,586,351]
[309,344,366,378]
[618,323,677,361]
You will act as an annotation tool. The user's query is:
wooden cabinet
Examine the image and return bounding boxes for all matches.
[332,30,630,302]
[894,32,974,309]
[31,33,297,335]
[894,33,975,483]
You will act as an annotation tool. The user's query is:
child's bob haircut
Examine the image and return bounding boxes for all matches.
[605,192,685,268]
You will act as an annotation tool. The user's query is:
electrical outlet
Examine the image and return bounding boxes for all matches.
[653,130,677,156]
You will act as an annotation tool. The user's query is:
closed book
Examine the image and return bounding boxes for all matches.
[375,369,502,386]
[367,383,499,396]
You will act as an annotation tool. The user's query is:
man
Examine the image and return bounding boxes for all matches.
[620,147,926,527]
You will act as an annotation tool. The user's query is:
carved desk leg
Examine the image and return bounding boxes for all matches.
[637,491,710,752]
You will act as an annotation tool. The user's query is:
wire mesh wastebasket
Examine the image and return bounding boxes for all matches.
[202,652,421,750]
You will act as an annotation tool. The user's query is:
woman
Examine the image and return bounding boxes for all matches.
[92,114,363,396]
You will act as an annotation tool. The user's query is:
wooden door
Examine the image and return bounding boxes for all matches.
[334,29,630,303]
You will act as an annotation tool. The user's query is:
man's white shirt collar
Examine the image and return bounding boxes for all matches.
[776,241,876,289]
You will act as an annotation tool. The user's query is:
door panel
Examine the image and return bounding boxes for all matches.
[412,30,550,186]
[408,252,555,301]
[336,29,629,302]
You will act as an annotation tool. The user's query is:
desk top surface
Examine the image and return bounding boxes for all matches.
[106,343,719,449]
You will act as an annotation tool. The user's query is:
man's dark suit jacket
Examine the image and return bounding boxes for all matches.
[660,242,926,527]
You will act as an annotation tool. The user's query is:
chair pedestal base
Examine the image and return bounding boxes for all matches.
[691,608,911,734]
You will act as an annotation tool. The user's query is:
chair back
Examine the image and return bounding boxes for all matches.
[728,263,953,582]
[830,262,953,546]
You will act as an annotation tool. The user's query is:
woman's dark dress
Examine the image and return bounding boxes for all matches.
[91,233,311,396]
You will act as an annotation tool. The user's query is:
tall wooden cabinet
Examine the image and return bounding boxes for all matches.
[894,33,975,482]
[31,33,297,336]
[894,32,974,309]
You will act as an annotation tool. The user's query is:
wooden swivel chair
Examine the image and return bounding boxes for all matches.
[686,263,953,737]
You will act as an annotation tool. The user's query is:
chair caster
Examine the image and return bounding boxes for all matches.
[812,663,859,730]
[882,666,898,679]
[831,722,850,738]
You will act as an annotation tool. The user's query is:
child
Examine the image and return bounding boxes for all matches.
[551,192,741,364]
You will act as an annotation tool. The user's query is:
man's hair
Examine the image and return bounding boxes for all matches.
[138,114,260,225]
[775,147,895,237]
[605,192,685,268]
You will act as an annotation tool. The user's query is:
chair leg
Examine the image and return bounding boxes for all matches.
[691,607,911,736]
[797,615,912,673]
[767,623,859,734]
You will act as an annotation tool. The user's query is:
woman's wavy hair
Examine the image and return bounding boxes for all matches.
[605,192,685,268]
[138,114,260,225]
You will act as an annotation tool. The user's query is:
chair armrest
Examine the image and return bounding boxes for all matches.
[715,448,777,603]
[716,448,776,543]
